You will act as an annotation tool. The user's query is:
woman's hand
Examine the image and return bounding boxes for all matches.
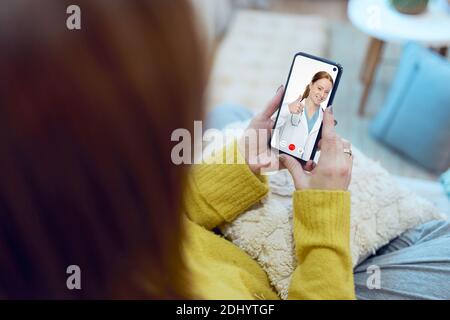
[288,100,304,114]
[238,86,315,175]
[279,108,353,190]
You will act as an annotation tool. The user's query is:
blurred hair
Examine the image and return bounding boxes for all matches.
[300,71,334,102]
[0,0,207,299]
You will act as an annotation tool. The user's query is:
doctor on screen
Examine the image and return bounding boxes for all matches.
[274,71,334,160]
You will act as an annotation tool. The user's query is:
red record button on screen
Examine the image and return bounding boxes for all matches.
[288,144,296,151]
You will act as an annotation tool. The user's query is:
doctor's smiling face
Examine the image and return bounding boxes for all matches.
[309,78,333,106]
[301,71,334,108]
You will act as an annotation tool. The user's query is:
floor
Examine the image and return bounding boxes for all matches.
[263,0,442,181]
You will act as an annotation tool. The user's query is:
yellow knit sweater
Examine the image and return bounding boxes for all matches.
[182,142,355,300]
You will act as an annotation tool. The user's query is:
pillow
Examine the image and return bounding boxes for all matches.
[440,168,450,199]
[204,121,447,299]
[370,43,450,173]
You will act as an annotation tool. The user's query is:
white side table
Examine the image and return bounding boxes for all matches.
[348,0,450,115]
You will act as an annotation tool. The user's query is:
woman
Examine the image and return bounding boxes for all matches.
[274,71,333,160]
[0,0,204,299]
[0,0,354,299]
[2,1,449,300]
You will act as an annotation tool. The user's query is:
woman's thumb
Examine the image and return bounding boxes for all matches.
[279,154,307,187]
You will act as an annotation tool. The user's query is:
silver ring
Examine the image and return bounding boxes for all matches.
[343,148,352,157]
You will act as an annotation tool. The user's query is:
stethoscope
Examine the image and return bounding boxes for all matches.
[290,99,304,127]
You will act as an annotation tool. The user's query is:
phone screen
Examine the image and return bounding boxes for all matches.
[270,53,342,163]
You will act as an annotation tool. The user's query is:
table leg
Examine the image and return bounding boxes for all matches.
[430,46,448,57]
[358,38,385,116]
[360,38,378,83]
[437,46,448,57]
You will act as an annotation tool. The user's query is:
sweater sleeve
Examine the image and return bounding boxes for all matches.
[288,190,355,300]
[182,141,269,230]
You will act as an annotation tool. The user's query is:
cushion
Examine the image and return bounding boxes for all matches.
[440,168,450,200]
[203,121,447,299]
[370,43,450,173]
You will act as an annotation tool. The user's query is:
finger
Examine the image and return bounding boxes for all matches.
[277,155,288,171]
[322,131,341,157]
[279,154,308,188]
[269,152,285,171]
[278,160,286,170]
[346,155,353,188]
[270,118,276,128]
[303,160,315,172]
[341,139,353,168]
[335,135,344,152]
[322,106,336,140]
[317,139,322,150]
[257,161,271,172]
[254,158,275,174]
[262,85,285,119]
[334,137,349,156]
[342,138,351,150]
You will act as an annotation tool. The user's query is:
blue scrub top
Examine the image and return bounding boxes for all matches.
[306,107,320,133]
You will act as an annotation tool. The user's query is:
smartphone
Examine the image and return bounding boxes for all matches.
[270,52,343,164]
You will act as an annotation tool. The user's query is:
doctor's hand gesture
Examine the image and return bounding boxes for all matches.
[288,96,304,114]
[238,86,315,175]
[279,107,353,191]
